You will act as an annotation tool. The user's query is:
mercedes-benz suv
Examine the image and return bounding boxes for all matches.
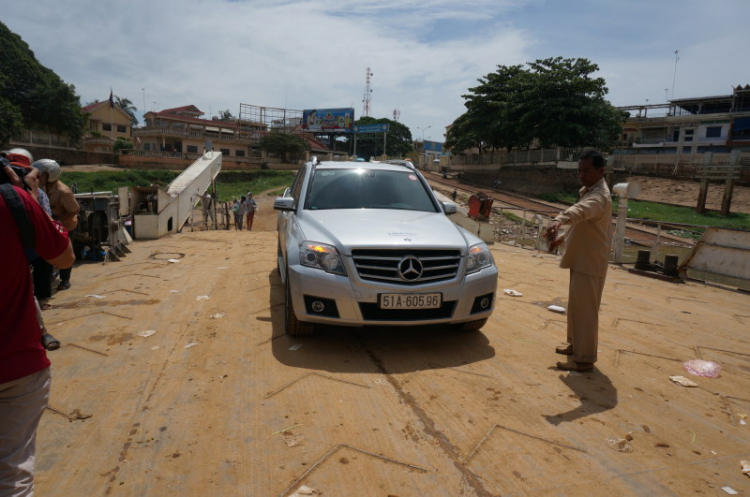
[274,158,497,336]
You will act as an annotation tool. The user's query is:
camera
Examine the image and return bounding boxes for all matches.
[0,156,31,188]
[42,332,61,351]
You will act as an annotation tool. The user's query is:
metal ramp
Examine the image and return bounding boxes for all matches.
[132,151,222,239]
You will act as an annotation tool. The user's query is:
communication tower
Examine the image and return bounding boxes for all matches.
[362,67,373,117]
[393,108,400,121]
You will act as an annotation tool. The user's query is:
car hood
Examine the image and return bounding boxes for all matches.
[296,209,477,254]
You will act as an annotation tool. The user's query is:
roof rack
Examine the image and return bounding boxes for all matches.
[382,159,417,171]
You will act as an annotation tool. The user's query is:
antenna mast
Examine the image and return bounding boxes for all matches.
[393,108,400,121]
[671,50,680,99]
[362,67,373,117]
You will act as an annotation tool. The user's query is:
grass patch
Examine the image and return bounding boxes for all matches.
[537,191,750,232]
[62,169,297,202]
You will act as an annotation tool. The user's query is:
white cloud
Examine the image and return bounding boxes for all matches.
[1,0,748,138]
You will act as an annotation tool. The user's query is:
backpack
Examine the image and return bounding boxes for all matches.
[0,184,35,250]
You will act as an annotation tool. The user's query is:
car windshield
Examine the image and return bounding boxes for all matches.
[305,168,438,212]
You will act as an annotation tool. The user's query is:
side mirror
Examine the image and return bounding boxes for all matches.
[274,197,294,211]
[442,201,457,214]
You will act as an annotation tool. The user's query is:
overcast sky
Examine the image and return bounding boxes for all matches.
[2,0,748,141]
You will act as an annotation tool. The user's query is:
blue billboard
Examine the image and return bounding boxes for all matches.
[354,123,390,134]
[302,108,355,133]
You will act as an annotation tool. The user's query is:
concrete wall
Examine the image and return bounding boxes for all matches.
[119,154,303,171]
[9,143,118,167]
[461,165,628,196]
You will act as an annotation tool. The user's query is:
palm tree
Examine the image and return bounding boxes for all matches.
[115,96,138,127]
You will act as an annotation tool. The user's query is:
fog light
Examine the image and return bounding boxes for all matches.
[470,293,494,314]
[311,300,326,313]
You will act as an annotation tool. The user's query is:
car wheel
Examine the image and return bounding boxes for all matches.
[285,268,314,337]
[456,318,487,332]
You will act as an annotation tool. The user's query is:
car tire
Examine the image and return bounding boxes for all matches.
[456,318,487,332]
[285,267,314,337]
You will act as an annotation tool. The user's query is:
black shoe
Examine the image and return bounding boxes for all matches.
[57,281,71,291]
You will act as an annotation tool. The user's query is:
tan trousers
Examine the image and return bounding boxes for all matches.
[566,269,606,363]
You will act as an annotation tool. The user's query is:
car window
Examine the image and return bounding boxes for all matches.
[305,168,438,212]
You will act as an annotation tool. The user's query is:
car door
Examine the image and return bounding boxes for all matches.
[278,165,308,268]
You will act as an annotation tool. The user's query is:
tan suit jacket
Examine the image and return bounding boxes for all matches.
[46,180,80,231]
[554,177,612,278]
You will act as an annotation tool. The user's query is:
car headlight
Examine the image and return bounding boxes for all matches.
[466,243,493,274]
[299,242,347,276]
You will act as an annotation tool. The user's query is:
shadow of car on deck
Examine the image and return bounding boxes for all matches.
[266,269,496,375]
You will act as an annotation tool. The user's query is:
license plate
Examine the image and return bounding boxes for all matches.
[379,293,442,309]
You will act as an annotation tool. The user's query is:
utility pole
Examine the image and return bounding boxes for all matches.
[416,126,430,166]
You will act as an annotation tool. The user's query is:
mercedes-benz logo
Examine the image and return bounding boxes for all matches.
[398,256,423,281]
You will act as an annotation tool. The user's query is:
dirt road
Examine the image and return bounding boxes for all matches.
[35,193,750,496]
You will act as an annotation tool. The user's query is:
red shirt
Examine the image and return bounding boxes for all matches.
[1,186,70,384]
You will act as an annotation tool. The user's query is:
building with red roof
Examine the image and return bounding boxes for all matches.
[81,100,133,152]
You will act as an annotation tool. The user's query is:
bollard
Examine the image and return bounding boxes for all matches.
[663,255,680,277]
[635,250,651,271]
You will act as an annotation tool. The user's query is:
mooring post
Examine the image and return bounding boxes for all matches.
[696,152,712,214]
[720,151,740,217]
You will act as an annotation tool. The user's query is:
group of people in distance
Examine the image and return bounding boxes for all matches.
[200,191,257,231]
[231,192,258,231]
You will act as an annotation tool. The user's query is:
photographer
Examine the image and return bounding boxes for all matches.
[33,159,79,291]
[0,160,75,495]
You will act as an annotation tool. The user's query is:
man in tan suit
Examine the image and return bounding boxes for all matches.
[546,149,612,372]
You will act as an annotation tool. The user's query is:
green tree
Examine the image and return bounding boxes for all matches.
[446,57,628,154]
[348,116,413,159]
[115,95,138,127]
[113,137,134,154]
[260,131,310,163]
[219,109,234,120]
[0,21,86,147]
[0,99,24,146]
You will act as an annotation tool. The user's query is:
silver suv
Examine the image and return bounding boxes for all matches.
[274,158,497,336]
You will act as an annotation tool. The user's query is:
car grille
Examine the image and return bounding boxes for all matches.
[359,301,456,321]
[351,249,461,285]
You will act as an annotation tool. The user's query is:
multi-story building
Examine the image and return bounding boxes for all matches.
[81,100,133,152]
[135,105,262,158]
[128,105,335,169]
[614,84,750,156]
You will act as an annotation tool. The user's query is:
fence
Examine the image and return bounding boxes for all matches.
[611,152,750,182]
[489,204,698,268]
[451,147,750,183]
[184,200,233,232]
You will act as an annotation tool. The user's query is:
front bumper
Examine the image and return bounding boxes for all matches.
[287,263,498,327]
